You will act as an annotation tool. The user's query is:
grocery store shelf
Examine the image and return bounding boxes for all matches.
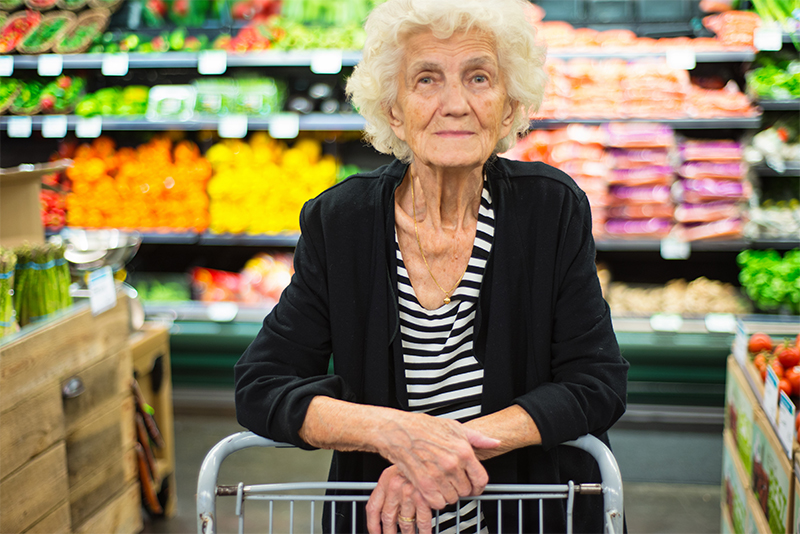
[758,99,800,111]
[531,117,762,129]
[144,301,272,323]
[547,49,755,62]
[199,232,299,246]
[595,238,800,252]
[753,162,800,176]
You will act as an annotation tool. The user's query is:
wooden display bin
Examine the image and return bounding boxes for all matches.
[0,295,142,534]
[129,321,176,517]
[752,410,794,534]
[723,430,751,534]
[726,355,758,480]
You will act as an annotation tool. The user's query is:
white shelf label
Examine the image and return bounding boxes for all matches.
[42,115,68,138]
[76,116,103,138]
[311,50,343,74]
[38,54,63,76]
[764,365,780,424]
[660,237,691,260]
[754,26,783,51]
[198,50,227,75]
[665,48,696,71]
[0,56,13,77]
[704,313,736,334]
[649,313,683,333]
[218,114,248,138]
[269,113,300,139]
[88,266,117,316]
[102,53,129,76]
[207,302,238,322]
[733,319,747,365]
[7,116,32,138]
[778,391,796,458]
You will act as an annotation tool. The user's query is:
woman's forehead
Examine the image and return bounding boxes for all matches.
[400,30,499,69]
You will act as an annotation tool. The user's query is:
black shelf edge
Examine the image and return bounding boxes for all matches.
[758,100,800,111]
[199,232,300,247]
[754,162,800,177]
[595,238,799,252]
[530,117,763,129]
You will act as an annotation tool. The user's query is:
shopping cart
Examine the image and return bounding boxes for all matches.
[197,432,623,534]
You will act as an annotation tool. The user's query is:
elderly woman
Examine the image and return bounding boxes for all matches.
[235,0,628,532]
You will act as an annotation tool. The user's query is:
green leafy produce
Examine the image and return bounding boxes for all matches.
[737,249,800,314]
[134,279,190,302]
[54,9,108,53]
[0,77,21,113]
[0,248,16,338]
[747,56,800,100]
[750,0,800,50]
[76,85,149,117]
[0,0,23,9]
[18,12,73,53]
[10,80,43,115]
[39,75,86,113]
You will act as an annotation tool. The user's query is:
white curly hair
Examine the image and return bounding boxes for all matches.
[345,0,547,163]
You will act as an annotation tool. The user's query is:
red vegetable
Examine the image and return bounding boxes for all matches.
[748,332,773,354]
[778,346,800,370]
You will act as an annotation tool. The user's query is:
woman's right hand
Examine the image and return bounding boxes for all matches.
[374,412,500,510]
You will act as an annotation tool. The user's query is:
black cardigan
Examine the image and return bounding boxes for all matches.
[235,157,629,532]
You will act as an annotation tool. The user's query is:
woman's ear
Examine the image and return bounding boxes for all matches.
[386,102,406,141]
[502,100,519,127]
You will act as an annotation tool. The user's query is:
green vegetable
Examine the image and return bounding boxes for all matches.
[12,243,72,328]
[737,249,800,314]
[0,247,16,338]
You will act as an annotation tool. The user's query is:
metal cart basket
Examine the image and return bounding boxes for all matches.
[197,432,623,534]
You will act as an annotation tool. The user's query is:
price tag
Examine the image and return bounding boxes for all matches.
[649,313,683,332]
[764,365,780,424]
[218,114,248,138]
[42,115,68,138]
[102,53,129,76]
[665,48,696,70]
[0,56,13,77]
[7,116,32,138]
[311,50,343,74]
[207,302,238,322]
[754,26,783,51]
[198,50,227,75]
[705,313,736,334]
[660,237,691,260]
[38,54,63,76]
[733,319,747,365]
[76,116,103,138]
[778,391,796,458]
[269,112,300,139]
[88,266,117,316]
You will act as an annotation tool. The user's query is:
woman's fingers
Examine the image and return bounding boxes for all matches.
[368,466,436,534]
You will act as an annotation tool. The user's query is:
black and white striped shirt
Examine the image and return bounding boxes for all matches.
[395,182,495,534]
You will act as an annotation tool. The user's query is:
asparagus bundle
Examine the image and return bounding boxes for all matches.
[13,242,73,327]
[0,248,17,337]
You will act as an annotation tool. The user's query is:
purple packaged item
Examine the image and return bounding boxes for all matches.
[680,140,743,162]
[679,161,744,180]
[602,123,675,148]
[674,201,741,223]
[678,179,748,203]
[608,184,672,204]
[609,166,674,185]
[605,218,673,237]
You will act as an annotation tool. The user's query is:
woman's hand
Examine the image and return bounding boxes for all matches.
[366,466,432,534]
[375,412,500,510]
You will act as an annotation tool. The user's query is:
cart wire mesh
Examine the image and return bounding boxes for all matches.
[197,432,623,534]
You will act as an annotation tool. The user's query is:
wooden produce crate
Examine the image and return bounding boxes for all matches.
[752,410,795,534]
[726,355,759,480]
[130,321,176,517]
[723,430,751,534]
[0,294,142,534]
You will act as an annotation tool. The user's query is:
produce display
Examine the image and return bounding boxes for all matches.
[0,9,41,53]
[748,0,800,47]
[1,75,86,115]
[15,9,74,53]
[747,331,800,400]
[131,274,191,302]
[193,77,286,116]
[0,248,16,338]
[205,133,337,234]
[65,136,212,231]
[41,171,67,230]
[0,78,21,113]
[75,85,149,117]
[12,242,72,328]
[536,58,758,121]
[52,7,109,53]
[747,55,800,101]
[603,276,750,315]
[190,250,294,305]
[737,249,800,314]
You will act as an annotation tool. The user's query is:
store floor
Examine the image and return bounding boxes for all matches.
[142,396,722,534]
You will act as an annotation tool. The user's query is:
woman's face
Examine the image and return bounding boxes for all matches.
[388,29,516,172]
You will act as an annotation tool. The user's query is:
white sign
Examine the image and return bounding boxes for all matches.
[733,319,747,365]
[665,48,696,71]
[102,53,129,76]
[311,50,343,74]
[198,50,227,75]
[7,116,32,138]
[88,266,117,316]
[754,26,783,51]
[218,114,248,139]
[42,115,68,138]
[207,302,238,322]
[0,56,13,77]
[778,391,796,458]
[705,313,736,334]
[649,313,683,333]
[38,54,63,76]
[76,116,103,138]
[764,365,780,424]
[269,113,300,139]
[660,237,691,260]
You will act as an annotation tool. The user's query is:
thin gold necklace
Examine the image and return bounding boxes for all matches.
[410,174,469,305]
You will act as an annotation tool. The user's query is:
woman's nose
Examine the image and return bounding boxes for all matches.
[440,80,470,116]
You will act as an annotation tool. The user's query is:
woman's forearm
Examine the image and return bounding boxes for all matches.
[298,396,389,453]
[463,405,541,461]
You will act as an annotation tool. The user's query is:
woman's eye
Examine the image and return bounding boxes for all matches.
[419,77,432,84]
[473,75,487,83]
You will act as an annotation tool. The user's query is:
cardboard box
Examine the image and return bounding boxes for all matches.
[727,356,759,479]
[723,430,751,534]
[0,160,71,248]
[752,411,794,533]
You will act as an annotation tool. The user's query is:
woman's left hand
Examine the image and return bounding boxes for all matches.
[366,466,433,534]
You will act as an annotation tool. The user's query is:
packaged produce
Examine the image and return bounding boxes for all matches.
[702,10,762,48]
[679,161,746,180]
[609,148,671,169]
[676,178,751,203]
[56,0,88,10]
[605,276,749,315]
[0,248,16,338]
[604,217,673,239]
[52,7,108,53]
[0,0,23,10]
[608,166,675,186]
[25,0,57,9]
[737,249,800,314]
[239,252,294,306]
[0,78,21,114]
[76,85,149,117]
[687,80,759,118]
[675,201,741,223]
[678,217,744,241]
[608,184,672,205]
[234,77,286,116]
[602,122,675,148]
[9,80,43,115]
[193,79,237,116]
[745,123,800,174]
[681,139,743,161]
[607,204,675,219]
[146,85,196,122]
[16,10,74,54]
[0,9,41,53]
[12,242,72,328]
[38,74,85,114]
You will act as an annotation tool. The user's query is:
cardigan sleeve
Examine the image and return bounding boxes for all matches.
[234,200,357,449]
[514,191,628,450]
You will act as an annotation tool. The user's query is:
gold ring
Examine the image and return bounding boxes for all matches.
[398,515,416,523]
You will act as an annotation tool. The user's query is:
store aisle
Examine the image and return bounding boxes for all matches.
[142,409,721,534]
